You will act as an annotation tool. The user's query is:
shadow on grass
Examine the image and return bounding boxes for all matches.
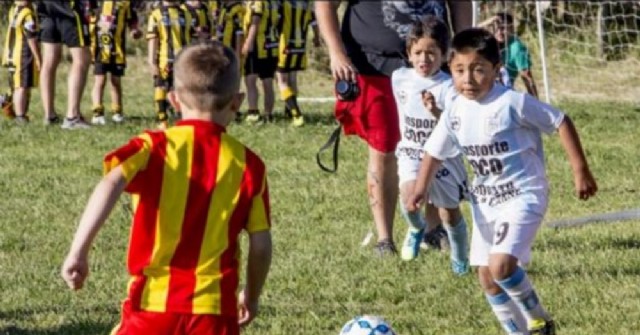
[0,305,118,335]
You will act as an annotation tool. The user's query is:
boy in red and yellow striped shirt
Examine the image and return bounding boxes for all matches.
[61,41,272,335]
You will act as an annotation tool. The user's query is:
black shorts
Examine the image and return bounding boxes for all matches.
[277,48,308,73]
[243,52,277,79]
[154,73,174,91]
[38,3,90,47]
[94,63,125,76]
[7,63,38,89]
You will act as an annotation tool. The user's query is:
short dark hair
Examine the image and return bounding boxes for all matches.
[449,28,501,66]
[494,11,514,25]
[406,15,449,55]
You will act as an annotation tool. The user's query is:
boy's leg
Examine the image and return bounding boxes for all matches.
[40,42,62,122]
[91,73,106,124]
[398,180,426,261]
[109,74,124,122]
[479,266,528,334]
[261,77,275,122]
[277,70,304,126]
[12,87,28,121]
[488,212,554,333]
[439,207,469,275]
[154,75,169,128]
[244,74,260,122]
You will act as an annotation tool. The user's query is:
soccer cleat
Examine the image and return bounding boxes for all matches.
[14,115,29,124]
[292,115,305,127]
[112,113,125,123]
[234,111,243,123]
[246,112,261,124]
[91,115,106,125]
[263,114,275,123]
[44,114,61,125]
[157,121,169,130]
[451,259,470,276]
[529,319,556,335]
[400,227,425,261]
[374,239,398,257]
[61,116,91,129]
[421,225,450,252]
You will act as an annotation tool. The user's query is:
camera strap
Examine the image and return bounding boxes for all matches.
[316,125,342,173]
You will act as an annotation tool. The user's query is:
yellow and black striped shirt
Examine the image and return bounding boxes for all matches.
[278,0,315,55]
[2,4,39,69]
[181,1,214,40]
[90,0,138,65]
[146,5,196,68]
[244,0,281,59]
[216,1,245,50]
[209,0,220,24]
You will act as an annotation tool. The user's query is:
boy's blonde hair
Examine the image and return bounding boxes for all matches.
[173,41,240,112]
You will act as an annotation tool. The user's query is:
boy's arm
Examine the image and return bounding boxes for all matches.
[147,38,159,75]
[26,37,41,71]
[61,165,128,290]
[406,154,443,212]
[520,69,539,98]
[242,15,260,57]
[238,230,272,326]
[557,116,598,200]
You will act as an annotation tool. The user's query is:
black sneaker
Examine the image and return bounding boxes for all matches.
[374,239,398,257]
[421,225,450,252]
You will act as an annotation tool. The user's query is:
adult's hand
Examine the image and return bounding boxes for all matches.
[330,51,357,83]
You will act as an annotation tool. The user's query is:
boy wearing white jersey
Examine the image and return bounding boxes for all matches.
[392,17,470,275]
[407,28,597,334]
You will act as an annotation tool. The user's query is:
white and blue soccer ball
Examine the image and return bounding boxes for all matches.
[339,315,397,335]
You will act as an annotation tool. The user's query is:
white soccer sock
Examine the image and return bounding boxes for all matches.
[443,217,468,263]
[486,291,528,334]
[399,204,426,231]
[495,267,550,323]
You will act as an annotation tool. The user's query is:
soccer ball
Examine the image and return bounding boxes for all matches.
[339,315,396,335]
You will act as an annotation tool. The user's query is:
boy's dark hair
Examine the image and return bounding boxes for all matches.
[406,15,449,56]
[173,41,240,111]
[494,11,514,25]
[449,28,501,66]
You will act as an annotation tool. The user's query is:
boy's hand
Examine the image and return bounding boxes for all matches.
[61,253,89,290]
[422,90,441,119]
[149,64,159,76]
[130,29,142,40]
[241,42,253,57]
[405,189,425,213]
[238,289,259,327]
[574,168,598,200]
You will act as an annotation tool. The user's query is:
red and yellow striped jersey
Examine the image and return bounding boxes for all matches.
[104,120,271,315]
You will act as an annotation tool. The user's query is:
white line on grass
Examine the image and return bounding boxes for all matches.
[546,208,640,228]
[298,97,336,103]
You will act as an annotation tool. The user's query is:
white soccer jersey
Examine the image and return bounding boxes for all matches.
[425,84,565,218]
[392,68,456,161]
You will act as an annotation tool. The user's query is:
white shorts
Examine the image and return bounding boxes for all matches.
[397,153,468,209]
[469,204,543,267]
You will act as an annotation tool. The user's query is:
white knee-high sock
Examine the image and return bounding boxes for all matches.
[443,217,468,263]
[495,267,550,323]
[486,291,528,334]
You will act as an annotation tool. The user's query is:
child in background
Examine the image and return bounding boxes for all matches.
[243,0,280,123]
[1,0,41,123]
[89,0,142,125]
[147,0,196,128]
[215,0,245,58]
[61,42,273,334]
[182,0,214,42]
[407,28,597,334]
[275,0,320,127]
[481,12,538,98]
[392,16,469,274]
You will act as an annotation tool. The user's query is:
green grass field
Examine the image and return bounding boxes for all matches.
[1,60,640,335]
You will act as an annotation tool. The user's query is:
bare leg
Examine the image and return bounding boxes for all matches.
[12,87,27,117]
[109,75,122,111]
[367,147,398,242]
[245,74,259,110]
[262,78,275,116]
[91,74,106,108]
[40,43,62,120]
[66,47,90,119]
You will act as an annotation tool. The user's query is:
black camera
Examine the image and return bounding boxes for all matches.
[335,79,360,101]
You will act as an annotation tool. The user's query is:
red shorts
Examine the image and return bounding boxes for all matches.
[111,300,240,335]
[334,74,400,153]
